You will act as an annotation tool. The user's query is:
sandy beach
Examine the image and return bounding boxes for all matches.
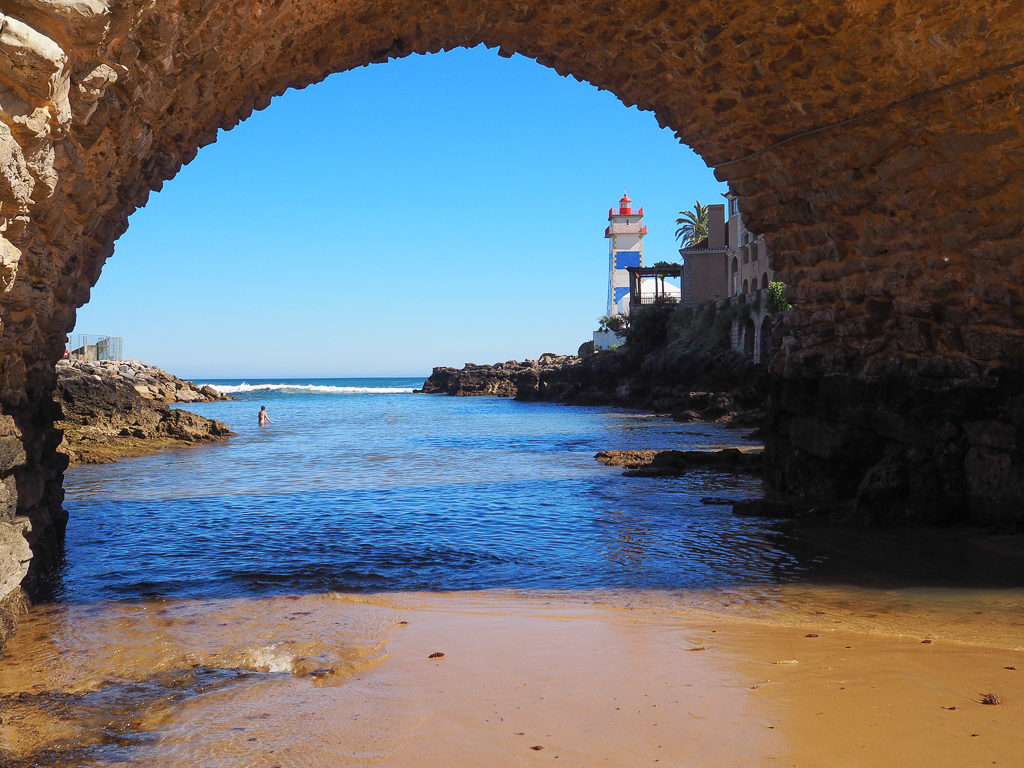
[1,588,1021,767]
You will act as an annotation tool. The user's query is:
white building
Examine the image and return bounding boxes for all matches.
[678,191,774,306]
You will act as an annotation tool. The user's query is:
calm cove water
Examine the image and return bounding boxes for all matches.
[54,377,776,602]
[50,378,1024,608]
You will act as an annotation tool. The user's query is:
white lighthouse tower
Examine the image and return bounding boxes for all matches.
[605,191,646,316]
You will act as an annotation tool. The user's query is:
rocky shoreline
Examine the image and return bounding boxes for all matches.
[419,346,767,428]
[55,360,233,465]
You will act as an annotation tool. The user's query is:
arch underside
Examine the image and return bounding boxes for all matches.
[0,0,1022,619]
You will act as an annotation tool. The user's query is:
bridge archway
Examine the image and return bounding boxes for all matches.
[0,0,1022,611]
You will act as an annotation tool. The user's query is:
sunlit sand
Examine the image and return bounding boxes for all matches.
[1,589,1021,766]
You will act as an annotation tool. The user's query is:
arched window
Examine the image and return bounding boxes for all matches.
[742,279,749,294]
[761,272,769,289]
[759,316,773,364]
[743,318,755,357]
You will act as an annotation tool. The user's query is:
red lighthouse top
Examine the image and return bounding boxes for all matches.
[607,191,643,220]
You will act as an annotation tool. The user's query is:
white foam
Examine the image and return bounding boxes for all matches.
[203,382,416,395]
[245,644,296,673]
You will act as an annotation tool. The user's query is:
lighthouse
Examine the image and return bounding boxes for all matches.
[605,192,647,316]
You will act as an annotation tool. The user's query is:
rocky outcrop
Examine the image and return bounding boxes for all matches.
[58,359,231,405]
[596,448,762,478]
[765,372,1024,525]
[54,360,232,465]
[421,347,767,426]
[419,353,578,398]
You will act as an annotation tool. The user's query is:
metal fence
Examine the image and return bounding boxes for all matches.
[69,334,123,362]
[633,294,681,306]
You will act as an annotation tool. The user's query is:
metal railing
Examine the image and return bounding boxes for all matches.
[69,334,123,361]
[632,294,681,307]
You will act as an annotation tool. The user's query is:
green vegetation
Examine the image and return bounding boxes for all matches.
[598,314,630,335]
[766,281,792,313]
[675,201,709,247]
[625,300,677,358]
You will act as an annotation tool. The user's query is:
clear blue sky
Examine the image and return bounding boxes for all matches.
[72,46,726,379]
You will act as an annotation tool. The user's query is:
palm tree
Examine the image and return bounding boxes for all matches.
[675,201,709,247]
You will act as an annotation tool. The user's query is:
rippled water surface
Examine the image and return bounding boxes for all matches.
[10,379,1024,767]
[55,378,779,602]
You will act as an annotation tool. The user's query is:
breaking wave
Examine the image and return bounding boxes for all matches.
[204,382,417,395]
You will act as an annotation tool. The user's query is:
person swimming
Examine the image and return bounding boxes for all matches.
[258,406,273,427]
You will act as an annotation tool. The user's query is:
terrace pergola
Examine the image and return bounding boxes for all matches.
[626,265,685,315]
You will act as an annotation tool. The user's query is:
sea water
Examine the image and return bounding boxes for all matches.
[54,377,775,602]
[51,378,1024,605]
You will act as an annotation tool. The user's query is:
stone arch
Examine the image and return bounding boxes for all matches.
[742,317,756,358]
[742,278,749,294]
[761,273,769,290]
[760,316,773,364]
[0,0,1022,614]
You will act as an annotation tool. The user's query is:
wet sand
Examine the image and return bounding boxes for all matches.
[1,589,1022,767]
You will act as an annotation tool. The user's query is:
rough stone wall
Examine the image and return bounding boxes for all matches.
[721,291,771,365]
[0,0,1021,617]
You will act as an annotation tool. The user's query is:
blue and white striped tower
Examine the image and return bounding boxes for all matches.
[605,192,646,316]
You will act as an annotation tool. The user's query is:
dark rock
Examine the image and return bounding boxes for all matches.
[672,409,703,422]
[766,372,1024,523]
[963,420,1016,450]
[420,345,768,427]
[53,361,233,465]
[598,448,762,477]
[595,450,658,468]
[159,409,232,441]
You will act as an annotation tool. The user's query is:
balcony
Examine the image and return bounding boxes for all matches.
[605,223,647,237]
[633,294,680,307]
